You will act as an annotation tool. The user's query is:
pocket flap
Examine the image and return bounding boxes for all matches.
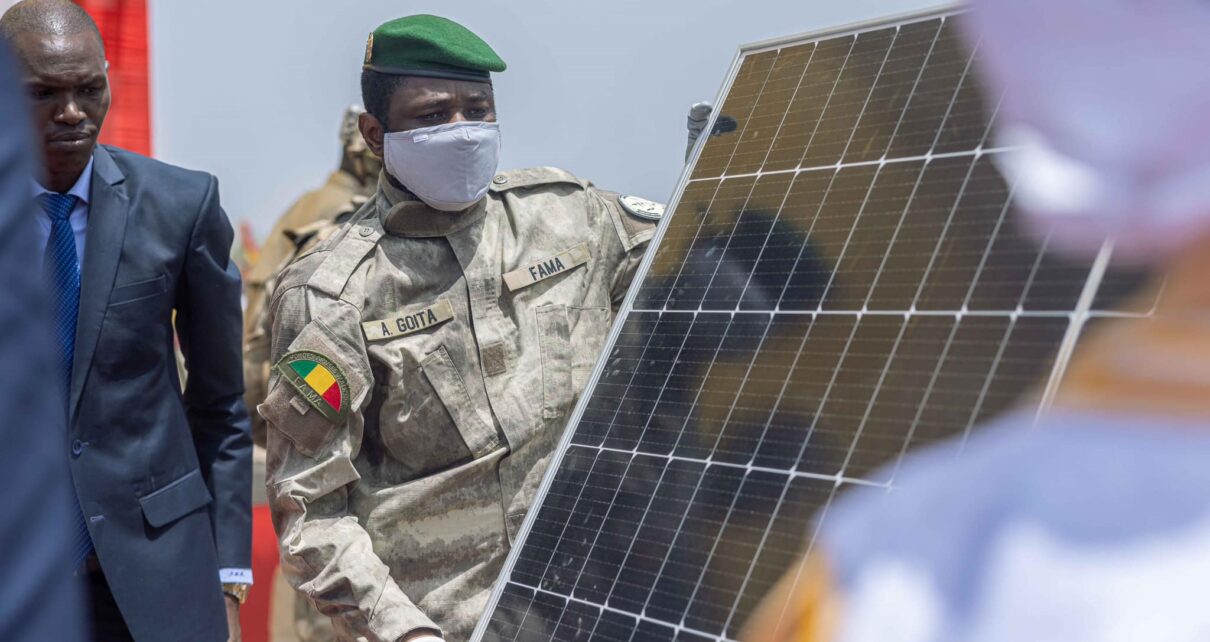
[422,345,501,458]
[110,274,168,305]
[259,382,337,458]
[139,469,212,528]
[537,305,572,420]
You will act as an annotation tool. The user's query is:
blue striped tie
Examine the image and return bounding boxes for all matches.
[38,192,93,568]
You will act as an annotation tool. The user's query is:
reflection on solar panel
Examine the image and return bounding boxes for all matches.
[474,8,1153,642]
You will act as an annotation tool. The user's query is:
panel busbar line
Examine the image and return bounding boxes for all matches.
[473,7,1149,642]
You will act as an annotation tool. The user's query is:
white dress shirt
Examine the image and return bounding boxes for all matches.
[32,158,252,587]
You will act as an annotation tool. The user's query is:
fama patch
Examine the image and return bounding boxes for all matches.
[619,195,665,221]
[275,350,351,424]
[503,243,591,292]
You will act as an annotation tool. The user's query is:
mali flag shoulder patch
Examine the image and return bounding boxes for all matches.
[275,350,351,424]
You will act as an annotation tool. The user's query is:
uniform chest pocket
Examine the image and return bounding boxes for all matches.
[379,344,502,472]
[568,306,610,392]
[537,305,573,420]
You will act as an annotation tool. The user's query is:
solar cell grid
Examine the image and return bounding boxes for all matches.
[475,8,1153,642]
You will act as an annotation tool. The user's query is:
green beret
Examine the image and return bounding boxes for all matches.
[363,15,506,82]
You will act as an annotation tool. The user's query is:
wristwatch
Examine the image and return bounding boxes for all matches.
[222,582,249,605]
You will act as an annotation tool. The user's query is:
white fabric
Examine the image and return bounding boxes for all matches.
[823,411,1210,642]
[219,568,253,584]
[837,513,1210,642]
[31,156,92,265]
[835,560,942,642]
[965,0,1210,262]
[383,121,501,212]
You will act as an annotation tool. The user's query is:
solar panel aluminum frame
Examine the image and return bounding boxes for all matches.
[464,5,1023,640]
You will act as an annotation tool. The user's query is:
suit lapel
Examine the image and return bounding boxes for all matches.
[71,146,130,420]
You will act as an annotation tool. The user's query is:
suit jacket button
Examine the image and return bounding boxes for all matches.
[71,439,84,456]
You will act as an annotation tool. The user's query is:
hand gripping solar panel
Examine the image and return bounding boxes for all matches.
[473,7,1153,642]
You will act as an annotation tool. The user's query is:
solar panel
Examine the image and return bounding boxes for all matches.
[472,7,1152,642]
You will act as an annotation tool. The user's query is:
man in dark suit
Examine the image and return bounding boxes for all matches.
[0,38,86,642]
[0,1,252,640]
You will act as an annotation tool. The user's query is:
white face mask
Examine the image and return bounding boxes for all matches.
[383,121,501,212]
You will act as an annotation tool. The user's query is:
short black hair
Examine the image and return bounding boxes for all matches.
[360,69,408,124]
[0,0,104,52]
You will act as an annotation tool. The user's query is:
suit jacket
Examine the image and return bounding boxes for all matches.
[72,145,252,642]
[0,42,86,642]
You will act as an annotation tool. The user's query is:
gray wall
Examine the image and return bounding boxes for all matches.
[149,0,943,236]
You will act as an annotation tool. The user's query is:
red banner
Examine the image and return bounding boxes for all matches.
[75,0,150,155]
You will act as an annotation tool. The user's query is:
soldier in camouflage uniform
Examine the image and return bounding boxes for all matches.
[261,15,663,642]
[245,106,379,447]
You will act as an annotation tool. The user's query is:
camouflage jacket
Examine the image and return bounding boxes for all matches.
[262,168,657,642]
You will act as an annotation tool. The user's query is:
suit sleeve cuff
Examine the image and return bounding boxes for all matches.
[219,568,254,585]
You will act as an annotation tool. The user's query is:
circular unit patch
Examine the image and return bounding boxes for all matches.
[276,350,352,424]
[619,195,665,221]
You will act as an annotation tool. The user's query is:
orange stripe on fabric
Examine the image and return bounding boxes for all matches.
[739,551,840,642]
[1056,235,1210,421]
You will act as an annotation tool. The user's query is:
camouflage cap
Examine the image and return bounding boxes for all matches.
[362,15,506,82]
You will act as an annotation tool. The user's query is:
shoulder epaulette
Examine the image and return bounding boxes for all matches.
[489,167,584,193]
[305,216,382,301]
[268,197,380,304]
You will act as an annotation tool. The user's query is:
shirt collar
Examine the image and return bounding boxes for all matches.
[32,156,94,204]
[377,171,488,238]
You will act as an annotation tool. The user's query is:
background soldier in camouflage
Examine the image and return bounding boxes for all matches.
[244,105,380,447]
[261,15,664,642]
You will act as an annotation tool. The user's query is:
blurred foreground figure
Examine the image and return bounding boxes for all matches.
[244,105,378,448]
[1,1,252,640]
[0,40,86,642]
[742,2,1210,641]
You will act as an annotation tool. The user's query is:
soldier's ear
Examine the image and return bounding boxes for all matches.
[359,112,385,159]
